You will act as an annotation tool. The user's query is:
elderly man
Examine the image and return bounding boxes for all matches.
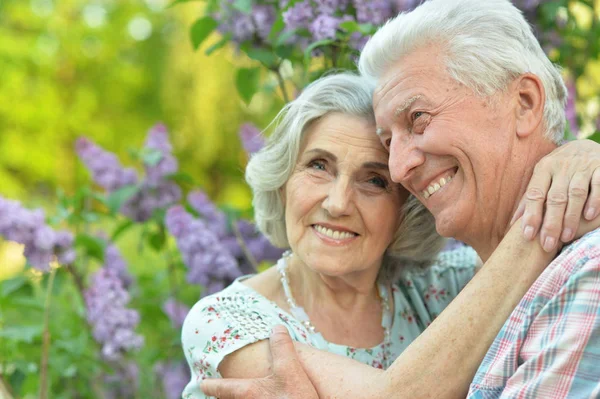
[201,0,600,397]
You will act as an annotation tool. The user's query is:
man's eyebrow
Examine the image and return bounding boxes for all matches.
[394,95,423,117]
[376,95,424,136]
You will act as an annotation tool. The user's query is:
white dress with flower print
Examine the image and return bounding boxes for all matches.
[181,246,478,399]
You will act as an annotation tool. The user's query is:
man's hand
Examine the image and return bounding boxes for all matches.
[201,325,319,399]
[511,139,600,251]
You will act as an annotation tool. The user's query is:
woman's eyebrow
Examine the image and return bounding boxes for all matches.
[362,161,389,171]
[304,148,337,161]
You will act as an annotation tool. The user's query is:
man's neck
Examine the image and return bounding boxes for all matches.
[471,138,558,261]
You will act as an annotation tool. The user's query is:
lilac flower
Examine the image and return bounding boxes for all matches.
[314,0,351,14]
[283,0,314,32]
[187,190,228,237]
[120,124,182,222]
[104,361,140,399]
[143,123,179,187]
[353,0,394,25]
[84,267,144,361]
[0,196,75,271]
[566,79,578,136]
[310,15,343,41]
[393,0,420,12]
[238,123,265,155]
[99,237,133,288]
[511,0,541,12]
[76,137,138,192]
[162,298,190,329]
[215,2,277,45]
[154,361,190,399]
[165,206,241,296]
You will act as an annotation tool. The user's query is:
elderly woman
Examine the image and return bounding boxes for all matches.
[182,73,599,399]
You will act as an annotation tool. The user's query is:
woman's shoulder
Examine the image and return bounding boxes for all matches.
[400,244,480,279]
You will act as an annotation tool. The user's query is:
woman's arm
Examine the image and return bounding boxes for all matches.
[208,221,552,398]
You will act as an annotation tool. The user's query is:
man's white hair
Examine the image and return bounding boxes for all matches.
[358,0,567,143]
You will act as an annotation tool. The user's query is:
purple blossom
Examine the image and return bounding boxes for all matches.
[104,361,140,399]
[511,0,542,12]
[97,235,133,288]
[566,79,578,136]
[393,0,420,12]
[120,124,183,222]
[310,14,343,41]
[162,298,190,329]
[165,206,241,296]
[283,0,314,32]
[76,137,138,192]
[0,196,75,271]
[215,2,277,45]
[238,123,265,155]
[143,123,179,187]
[154,361,190,399]
[84,267,144,361]
[314,0,351,14]
[353,0,394,25]
[187,190,228,237]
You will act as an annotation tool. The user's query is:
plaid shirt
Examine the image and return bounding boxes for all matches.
[468,228,600,399]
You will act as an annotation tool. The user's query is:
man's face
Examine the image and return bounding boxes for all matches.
[372,45,518,243]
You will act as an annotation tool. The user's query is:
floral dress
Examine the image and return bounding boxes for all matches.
[181,246,479,399]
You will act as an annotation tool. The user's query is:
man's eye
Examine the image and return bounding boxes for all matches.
[412,111,424,121]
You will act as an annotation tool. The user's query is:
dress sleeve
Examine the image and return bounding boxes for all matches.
[397,246,479,327]
[180,293,279,399]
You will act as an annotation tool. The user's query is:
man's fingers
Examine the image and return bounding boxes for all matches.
[522,164,552,240]
[201,378,256,399]
[269,325,301,374]
[539,174,569,252]
[560,172,590,242]
[584,167,600,221]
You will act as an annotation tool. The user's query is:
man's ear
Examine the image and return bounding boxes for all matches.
[514,73,545,139]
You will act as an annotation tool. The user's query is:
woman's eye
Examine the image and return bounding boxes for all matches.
[368,176,388,188]
[308,160,326,171]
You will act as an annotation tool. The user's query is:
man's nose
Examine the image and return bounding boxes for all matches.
[322,177,353,217]
[388,134,425,183]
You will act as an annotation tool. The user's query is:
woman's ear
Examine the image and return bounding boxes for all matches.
[514,73,545,139]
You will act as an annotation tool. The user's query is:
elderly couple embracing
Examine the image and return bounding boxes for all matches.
[183,1,600,398]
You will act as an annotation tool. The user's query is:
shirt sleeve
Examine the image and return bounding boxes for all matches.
[397,245,478,327]
[180,293,278,399]
[501,256,600,398]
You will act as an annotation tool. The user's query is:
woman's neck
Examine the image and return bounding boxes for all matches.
[287,254,381,314]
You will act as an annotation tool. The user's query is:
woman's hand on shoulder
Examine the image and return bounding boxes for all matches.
[511,139,600,251]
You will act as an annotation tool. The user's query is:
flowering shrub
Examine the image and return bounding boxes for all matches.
[1,1,599,398]
[0,124,282,398]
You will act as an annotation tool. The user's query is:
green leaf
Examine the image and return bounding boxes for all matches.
[190,16,219,50]
[166,171,195,186]
[232,0,252,13]
[111,220,135,241]
[303,39,334,61]
[205,34,231,56]
[244,48,278,67]
[148,227,166,251]
[74,233,106,262]
[274,45,293,60]
[105,184,138,214]
[274,29,298,48]
[235,67,261,105]
[339,20,360,33]
[0,325,44,343]
[588,131,600,143]
[0,275,29,297]
[268,14,285,43]
[168,0,203,8]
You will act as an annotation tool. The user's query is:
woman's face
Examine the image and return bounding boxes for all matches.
[283,112,408,277]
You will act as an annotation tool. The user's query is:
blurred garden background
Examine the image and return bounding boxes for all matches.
[0,0,599,398]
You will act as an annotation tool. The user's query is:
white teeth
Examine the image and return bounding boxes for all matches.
[422,173,454,199]
[314,225,355,240]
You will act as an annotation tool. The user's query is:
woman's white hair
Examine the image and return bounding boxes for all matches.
[358,0,567,143]
[246,72,445,279]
